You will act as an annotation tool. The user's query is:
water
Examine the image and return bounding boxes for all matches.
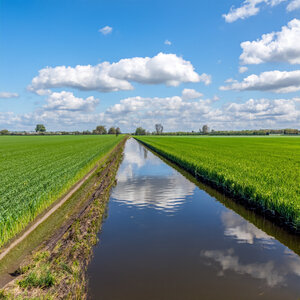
[87,138,300,300]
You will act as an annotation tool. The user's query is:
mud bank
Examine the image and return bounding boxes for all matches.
[0,137,127,299]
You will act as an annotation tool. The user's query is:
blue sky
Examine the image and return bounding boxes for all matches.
[0,0,300,132]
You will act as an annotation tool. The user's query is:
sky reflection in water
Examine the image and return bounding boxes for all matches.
[88,139,300,300]
[112,139,195,212]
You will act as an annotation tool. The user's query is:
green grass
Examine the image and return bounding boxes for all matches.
[0,135,123,248]
[18,269,55,289]
[136,136,300,230]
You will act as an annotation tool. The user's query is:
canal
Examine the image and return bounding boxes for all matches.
[87,138,300,299]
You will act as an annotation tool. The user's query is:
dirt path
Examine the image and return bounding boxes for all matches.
[0,139,125,262]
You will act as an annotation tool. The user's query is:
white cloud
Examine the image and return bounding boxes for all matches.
[0,92,19,99]
[239,66,248,73]
[99,25,113,35]
[181,88,203,100]
[0,91,100,131]
[28,64,133,94]
[164,39,172,45]
[1,92,299,132]
[28,53,210,94]
[240,19,300,65]
[287,0,300,10]
[101,95,300,132]
[44,91,99,112]
[223,0,263,23]
[198,73,212,85]
[220,70,300,93]
[223,0,286,23]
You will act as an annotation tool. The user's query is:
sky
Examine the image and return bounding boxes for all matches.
[0,0,300,132]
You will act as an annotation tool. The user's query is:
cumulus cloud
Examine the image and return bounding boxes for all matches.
[101,95,300,131]
[223,0,286,23]
[164,39,172,45]
[0,92,19,99]
[0,91,99,130]
[287,0,300,10]
[28,53,210,94]
[99,25,113,35]
[181,88,203,100]
[240,19,300,65]
[44,91,99,112]
[1,92,299,131]
[239,66,248,73]
[220,70,300,93]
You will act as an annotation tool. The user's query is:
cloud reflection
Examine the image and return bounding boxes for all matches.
[112,139,195,212]
[221,211,274,246]
[112,173,195,212]
[201,248,300,287]
[202,249,283,287]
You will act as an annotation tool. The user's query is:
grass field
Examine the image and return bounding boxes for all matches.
[136,136,300,230]
[0,135,124,248]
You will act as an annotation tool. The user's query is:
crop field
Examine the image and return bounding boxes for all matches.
[136,136,300,230]
[0,135,123,248]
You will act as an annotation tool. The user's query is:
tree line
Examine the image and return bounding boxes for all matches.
[133,124,299,136]
[0,124,122,136]
[1,123,299,136]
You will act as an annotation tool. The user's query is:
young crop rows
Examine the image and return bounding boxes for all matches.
[0,135,123,248]
[136,136,300,231]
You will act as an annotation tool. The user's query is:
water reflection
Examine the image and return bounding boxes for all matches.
[221,211,275,246]
[88,139,300,300]
[112,139,195,212]
[201,248,300,288]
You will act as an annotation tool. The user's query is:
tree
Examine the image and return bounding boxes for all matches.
[108,127,116,134]
[135,127,146,135]
[35,124,46,133]
[93,125,107,134]
[0,129,9,135]
[284,128,298,135]
[202,124,209,134]
[155,124,163,135]
[116,127,121,136]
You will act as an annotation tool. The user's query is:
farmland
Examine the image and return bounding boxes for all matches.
[136,136,300,231]
[0,135,124,248]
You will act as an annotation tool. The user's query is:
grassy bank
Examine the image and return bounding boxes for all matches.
[135,136,300,231]
[0,137,127,299]
[0,135,123,249]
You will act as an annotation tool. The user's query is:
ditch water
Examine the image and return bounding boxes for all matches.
[87,138,300,300]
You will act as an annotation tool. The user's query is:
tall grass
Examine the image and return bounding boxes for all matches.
[136,136,300,231]
[0,135,123,248]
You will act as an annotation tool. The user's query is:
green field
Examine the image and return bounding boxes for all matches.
[0,135,123,248]
[136,136,300,230]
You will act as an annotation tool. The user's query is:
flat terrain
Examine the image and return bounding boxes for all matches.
[0,135,123,248]
[136,136,300,230]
